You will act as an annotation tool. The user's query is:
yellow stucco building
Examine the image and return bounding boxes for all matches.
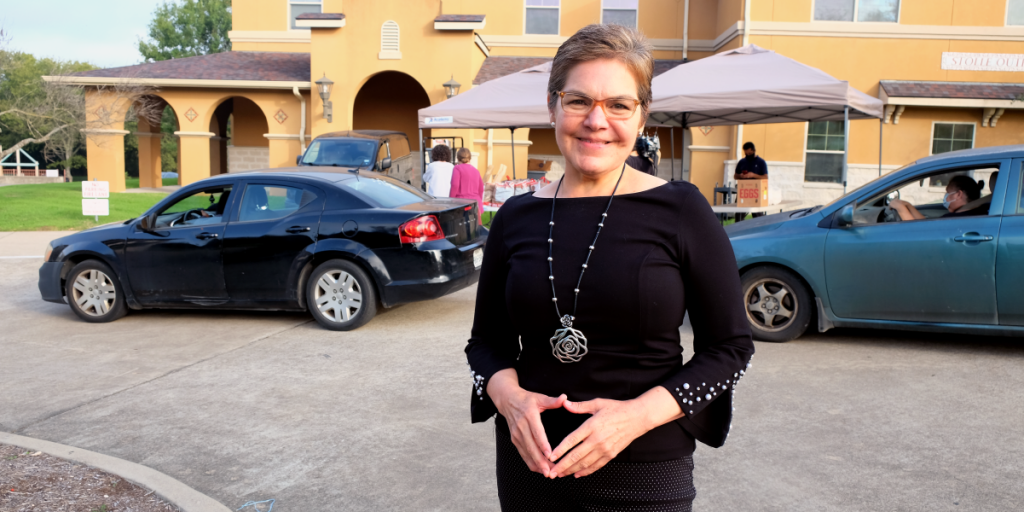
[62,0,1024,206]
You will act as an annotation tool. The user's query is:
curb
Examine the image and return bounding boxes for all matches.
[0,431,232,512]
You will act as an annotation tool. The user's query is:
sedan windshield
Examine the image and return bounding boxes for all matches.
[301,139,378,168]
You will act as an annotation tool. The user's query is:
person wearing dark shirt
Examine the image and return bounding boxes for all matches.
[465,24,754,512]
[889,175,987,220]
[734,141,768,179]
[733,142,768,220]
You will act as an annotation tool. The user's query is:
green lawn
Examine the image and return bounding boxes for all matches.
[0,180,174,231]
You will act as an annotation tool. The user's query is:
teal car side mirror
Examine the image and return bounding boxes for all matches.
[837,204,854,227]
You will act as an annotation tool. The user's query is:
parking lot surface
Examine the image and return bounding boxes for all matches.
[2,254,1022,511]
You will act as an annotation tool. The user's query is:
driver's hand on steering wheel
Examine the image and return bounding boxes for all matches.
[200,210,212,218]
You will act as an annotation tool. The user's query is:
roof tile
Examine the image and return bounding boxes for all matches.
[881,80,1024,100]
[73,52,310,82]
[435,14,486,22]
[296,13,345,20]
[473,56,685,85]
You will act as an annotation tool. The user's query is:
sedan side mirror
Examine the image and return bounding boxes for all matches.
[381,157,392,171]
[296,155,302,165]
[837,204,854,228]
[138,213,154,231]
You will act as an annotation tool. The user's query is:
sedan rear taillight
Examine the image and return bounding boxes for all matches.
[399,215,445,243]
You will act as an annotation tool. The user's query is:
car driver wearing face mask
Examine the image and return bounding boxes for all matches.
[888,175,987,221]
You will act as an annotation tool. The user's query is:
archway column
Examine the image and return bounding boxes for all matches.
[82,129,130,193]
[174,131,213,186]
[265,134,303,167]
[83,88,132,192]
[136,115,163,188]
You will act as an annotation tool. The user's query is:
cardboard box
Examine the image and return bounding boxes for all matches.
[527,159,552,171]
[736,178,768,207]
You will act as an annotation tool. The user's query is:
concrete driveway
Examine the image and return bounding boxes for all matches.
[1,236,1022,511]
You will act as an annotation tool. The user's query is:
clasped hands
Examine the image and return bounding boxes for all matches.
[488,369,682,479]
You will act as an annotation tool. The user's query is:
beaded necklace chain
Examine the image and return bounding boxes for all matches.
[546,162,627,363]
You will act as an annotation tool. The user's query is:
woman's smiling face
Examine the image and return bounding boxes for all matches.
[550,58,643,179]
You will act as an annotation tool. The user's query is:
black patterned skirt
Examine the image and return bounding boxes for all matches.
[495,430,696,512]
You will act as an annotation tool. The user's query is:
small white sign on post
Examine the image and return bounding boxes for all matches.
[82,199,110,216]
[82,180,109,221]
[82,181,110,198]
[45,169,59,178]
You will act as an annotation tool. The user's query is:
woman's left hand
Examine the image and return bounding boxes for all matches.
[545,398,652,479]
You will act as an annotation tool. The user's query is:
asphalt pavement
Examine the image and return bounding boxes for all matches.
[1,232,1022,511]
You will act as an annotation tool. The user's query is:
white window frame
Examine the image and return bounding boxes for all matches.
[288,0,322,31]
[1007,0,1024,26]
[929,121,977,156]
[810,0,901,23]
[524,0,561,36]
[600,0,639,28]
[928,121,978,189]
[804,121,847,184]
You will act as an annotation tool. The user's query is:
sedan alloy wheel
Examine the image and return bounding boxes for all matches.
[740,266,813,342]
[64,260,128,323]
[745,278,796,332]
[72,269,117,316]
[306,259,378,331]
[314,269,363,323]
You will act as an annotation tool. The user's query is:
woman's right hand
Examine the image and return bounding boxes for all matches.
[487,368,566,476]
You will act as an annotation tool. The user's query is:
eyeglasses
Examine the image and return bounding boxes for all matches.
[558,91,640,119]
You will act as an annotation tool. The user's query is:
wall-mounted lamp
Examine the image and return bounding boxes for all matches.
[315,73,334,123]
[443,75,461,99]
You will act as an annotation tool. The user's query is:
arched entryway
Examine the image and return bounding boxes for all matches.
[209,97,270,174]
[352,71,431,155]
[128,95,180,189]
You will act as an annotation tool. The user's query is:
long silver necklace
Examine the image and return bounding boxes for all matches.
[547,162,626,363]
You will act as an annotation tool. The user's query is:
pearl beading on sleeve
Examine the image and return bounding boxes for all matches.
[471,370,485,401]
[674,355,753,417]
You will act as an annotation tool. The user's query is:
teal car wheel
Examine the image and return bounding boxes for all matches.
[741,266,813,342]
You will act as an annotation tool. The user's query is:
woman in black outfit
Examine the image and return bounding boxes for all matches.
[466,24,754,512]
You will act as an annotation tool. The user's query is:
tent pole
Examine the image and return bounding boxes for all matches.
[670,127,675,181]
[510,127,516,180]
[419,128,424,187]
[842,105,849,194]
[879,117,883,177]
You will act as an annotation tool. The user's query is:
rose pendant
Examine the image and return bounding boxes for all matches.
[550,315,588,363]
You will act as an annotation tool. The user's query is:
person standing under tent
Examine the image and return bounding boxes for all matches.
[424,145,454,197]
[733,141,768,220]
[451,147,485,220]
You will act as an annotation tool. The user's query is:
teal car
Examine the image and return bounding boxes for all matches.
[726,145,1024,342]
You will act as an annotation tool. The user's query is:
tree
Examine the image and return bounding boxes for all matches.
[137,0,232,62]
[0,29,96,166]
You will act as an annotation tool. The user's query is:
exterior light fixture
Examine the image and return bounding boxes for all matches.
[443,75,461,99]
[315,73,334,123]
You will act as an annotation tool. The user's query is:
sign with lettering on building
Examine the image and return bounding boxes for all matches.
[942,52,1024,72]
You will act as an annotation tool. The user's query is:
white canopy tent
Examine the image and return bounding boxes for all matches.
[418,62,553,179]
[649,45,885,189]
[418,45,886,187]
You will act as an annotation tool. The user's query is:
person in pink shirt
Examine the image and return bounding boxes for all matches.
[450,148,485,220]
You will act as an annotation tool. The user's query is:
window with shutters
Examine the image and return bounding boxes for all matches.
[379,20,401,60]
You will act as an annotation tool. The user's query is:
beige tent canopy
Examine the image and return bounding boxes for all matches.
[650,45,885,188]
[418,62,552,179]
[418,45,885,186]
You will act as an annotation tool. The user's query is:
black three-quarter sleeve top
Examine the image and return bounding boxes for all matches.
[465,180,755,463]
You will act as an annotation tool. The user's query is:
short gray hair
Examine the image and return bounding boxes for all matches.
[547,24,654,121]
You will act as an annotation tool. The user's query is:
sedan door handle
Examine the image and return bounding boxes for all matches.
[953,233,994,243]
[286,226,311,233]
[195,232,219,240]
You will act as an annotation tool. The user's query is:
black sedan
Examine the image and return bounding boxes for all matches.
[38,169,486,330]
